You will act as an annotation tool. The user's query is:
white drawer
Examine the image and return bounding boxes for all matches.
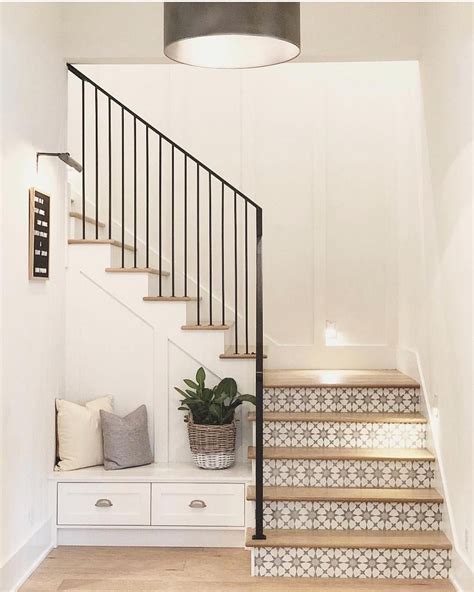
[57,482,151,526]
[151,483,244,527]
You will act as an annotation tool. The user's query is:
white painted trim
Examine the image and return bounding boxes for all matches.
[57,527,245,547]
[397,347,474,590]
[0,519,53,592]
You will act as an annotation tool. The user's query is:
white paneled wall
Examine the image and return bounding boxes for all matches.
[69,62,418,369]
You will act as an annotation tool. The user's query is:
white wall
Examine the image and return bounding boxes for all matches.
[395,4,473,589]
[62,2,422,64]
[70,61,416,369]
[0,4,67,590]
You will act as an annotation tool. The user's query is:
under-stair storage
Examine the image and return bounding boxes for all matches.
[151,482,244,527]
[57,482,151,526]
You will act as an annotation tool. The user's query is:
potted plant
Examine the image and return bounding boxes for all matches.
[176,367,256,469]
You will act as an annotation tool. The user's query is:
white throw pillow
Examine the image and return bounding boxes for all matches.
[56,396,113,471]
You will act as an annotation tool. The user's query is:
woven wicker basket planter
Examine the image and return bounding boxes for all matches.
[186,415,236,470]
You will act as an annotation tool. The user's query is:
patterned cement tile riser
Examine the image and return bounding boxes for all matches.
[262,459,435,489]
[263,501,443,531]
[264,387,420,414]
[253,547,451,579]
[262,421,426,449]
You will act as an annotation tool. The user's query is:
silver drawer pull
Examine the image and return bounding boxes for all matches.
[95,498,113,508]
[189,499,207,509]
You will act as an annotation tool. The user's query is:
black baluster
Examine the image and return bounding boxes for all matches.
[121,107,125,268]
[184,155,188,298]
[234,191,238,353]
[197,165,200,325]
[159,135,162,295]
[208,172,212,325]
[108,97,112,240]
[146,126,149,269]
[171,145,175,296]
[221,182,225,326]
[133,117,137,268]
[95,87,99,239]
[245,199,249,354]
[81,79,85,239]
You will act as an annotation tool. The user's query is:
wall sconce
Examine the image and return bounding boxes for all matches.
[36,152,82,173]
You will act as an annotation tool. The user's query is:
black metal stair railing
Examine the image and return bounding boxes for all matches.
[67,63,266,540]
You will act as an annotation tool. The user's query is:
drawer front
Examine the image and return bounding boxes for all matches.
[58,482,151,526]
[152,483,244,527]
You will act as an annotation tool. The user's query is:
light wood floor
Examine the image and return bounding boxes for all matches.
[20,547,454,591]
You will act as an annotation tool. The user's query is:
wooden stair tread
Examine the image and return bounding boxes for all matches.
[181,324,230,330]
[106,267,170,276]
[248,446,436,461]
[144,296,198,302]
[68,239,135,252]
[248,412,427,424]
[246,486,443,503]
[220,347,268,360]
[69,211,106,227]
[264,369,419,388]
[245,529,451,549]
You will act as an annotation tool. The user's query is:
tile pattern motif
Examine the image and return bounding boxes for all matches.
[253,547,451,579]
[263,421,426,449]
[262,459,435,489]
[263,500,443,531]
[264,387,420,414]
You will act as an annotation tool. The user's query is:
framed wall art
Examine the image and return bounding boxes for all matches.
[29,187,50,279]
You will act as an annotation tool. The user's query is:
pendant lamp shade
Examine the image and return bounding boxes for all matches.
[164,2,301,69]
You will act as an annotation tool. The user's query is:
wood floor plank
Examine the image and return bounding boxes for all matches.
[248,446,436,461]
[264,369,419,388]
[246,486,444,503]
[248,412,427,424]
[245,529,452,549]
[18,547,455,592]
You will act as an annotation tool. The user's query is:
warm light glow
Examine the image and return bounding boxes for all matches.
[325,321,338,346]
[165,34,300,69]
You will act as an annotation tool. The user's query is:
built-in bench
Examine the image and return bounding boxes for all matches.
[49,463,252,547]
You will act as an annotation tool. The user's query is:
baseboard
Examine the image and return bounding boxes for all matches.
[57,527,245,547]
[397,347,474,592]
[449,549,474,592]
[0,518,53,592]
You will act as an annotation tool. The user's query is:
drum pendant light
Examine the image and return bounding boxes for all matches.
[164,2,301,69]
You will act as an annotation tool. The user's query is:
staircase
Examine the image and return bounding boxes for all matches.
[246,370,453,589]
[66,65,453,589]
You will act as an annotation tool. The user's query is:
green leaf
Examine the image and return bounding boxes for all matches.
[219,377,237,398]
[196,367,206,387]
[183,379,199,390]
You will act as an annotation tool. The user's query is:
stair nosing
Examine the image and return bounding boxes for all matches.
[245,528,451,550]
[248,412,427,424]
[144,296,198,302]
[247,446,436,461]
[105,267,170,276]
[246,485,443,503]
[68,239,135,252]
[181,324,231,330]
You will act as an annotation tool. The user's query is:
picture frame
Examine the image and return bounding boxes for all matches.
[29,187,50,280]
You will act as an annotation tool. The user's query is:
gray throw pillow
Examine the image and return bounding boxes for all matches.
[100,405,153,470]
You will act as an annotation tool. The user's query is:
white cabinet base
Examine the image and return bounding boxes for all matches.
[50,463,252,549]
[57,527,245,547]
